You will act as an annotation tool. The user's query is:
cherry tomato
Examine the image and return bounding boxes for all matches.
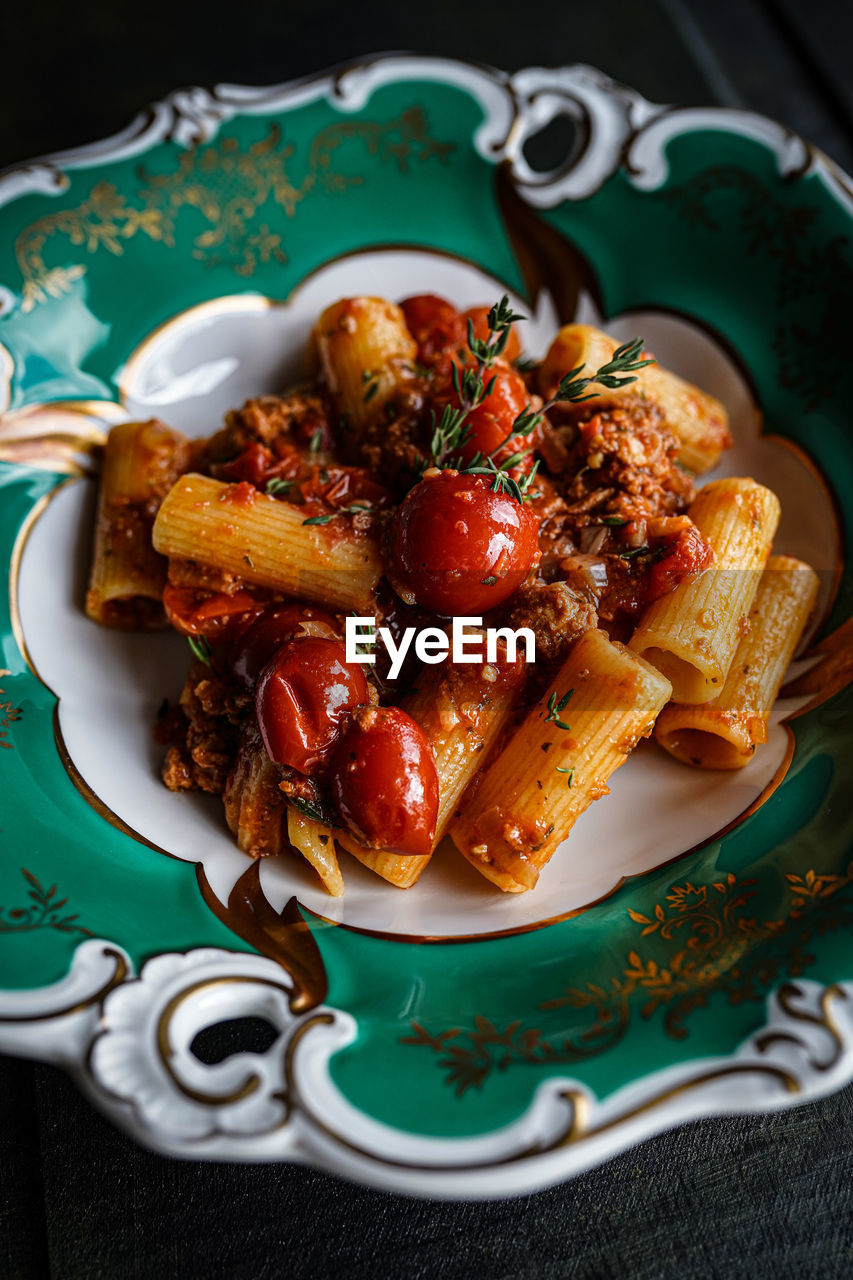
[232,603,341,689]
[400,294,465,365]
[214,441,301,489]
[297,465,391,518]
[163,584,265,638]
[255,637,368,774]
[330,706,438,856]
[463,306,522,364]
[388,470,541,615]
[432,362,533,470]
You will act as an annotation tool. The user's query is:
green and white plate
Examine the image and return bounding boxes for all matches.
[1,55,852,1198]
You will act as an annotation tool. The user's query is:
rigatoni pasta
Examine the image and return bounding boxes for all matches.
[629,477,780,704]
[85,419,191,628]
[152,472,382,613]
[315,297,416,433]
[87,291,820,898]
[654,555,819,769]
[450,629,672,892]
[539,323,732,474]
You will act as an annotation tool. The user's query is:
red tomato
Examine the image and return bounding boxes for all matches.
[647,521,714,604]
[297,465,391,517]
[330,705,438,856]
[388,470,541,615]
[400,294,465,365]
[432,363,533,470]
[215,442,300,489]
[255,637,368,774]
[232,603,341,689]
[463,306,522,364]
[163,584,264,638]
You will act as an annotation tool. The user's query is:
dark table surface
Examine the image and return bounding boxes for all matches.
[2,2,853,1276]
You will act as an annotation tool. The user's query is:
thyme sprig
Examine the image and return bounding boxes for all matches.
[289,795,328,824]
[429,295,524,469]
[187,636,212,666]
[427,295,653,507]
[302,502,371,526]
[544,688,573,730]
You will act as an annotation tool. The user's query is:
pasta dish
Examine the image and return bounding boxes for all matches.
[84,294,818,896]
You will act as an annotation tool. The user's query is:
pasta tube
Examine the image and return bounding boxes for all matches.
[655,555,819,769]
[629,477,780,705]
[340,636,527,888]
[286,809,345,898]
[152,473,382,613]
[85,419,191,628]
[450,629,672,893]
[315,297,416,433]
[539,324,732,473]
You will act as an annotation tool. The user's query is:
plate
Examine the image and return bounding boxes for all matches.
[1,55,852,1199]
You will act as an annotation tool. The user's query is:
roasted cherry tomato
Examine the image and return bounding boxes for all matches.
[255,637,368,774]
[232,603,341,689]
[330,705,438,856]
[401,294,465,366]
[463,305,522,364]
[297,465,391,518]
[214,441,301,489]
[432,362,533,470]
[388,470,541,615]
[162,584,265,638]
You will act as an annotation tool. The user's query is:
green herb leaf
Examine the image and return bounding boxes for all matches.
[302,503,371,526]
[290,796,326,824]
[187,636,212,666]
[265,477,292,496]
[544,689,573,730]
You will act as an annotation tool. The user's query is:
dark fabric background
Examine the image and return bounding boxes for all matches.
[2,1,853,1276]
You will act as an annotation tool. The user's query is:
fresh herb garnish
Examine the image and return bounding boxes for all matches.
[428,295,524,470]
[599,515,628,526]
[481,575,497,586]
[363,380,380,404]
[187,636,212,666]
[544,688,573,730]
[290,796,326,824]
[302,503,371,526]
[555,766,575,787]
[428,296,653,508]
[309,428,323,456]
[265,477,293,497]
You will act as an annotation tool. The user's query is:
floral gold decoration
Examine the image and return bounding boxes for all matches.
[657,166,852,412]
[405,863,853,1094]
[0,869,92,936]
[0,668,22,749]
[14,108,455,310]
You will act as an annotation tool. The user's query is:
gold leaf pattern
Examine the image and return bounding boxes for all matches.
[14,107,455,311]
[405,861,853,1094]
[0,868,92,936]
[0,668,22,750]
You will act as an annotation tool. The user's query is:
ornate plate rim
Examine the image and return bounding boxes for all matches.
[1,52,852,1199]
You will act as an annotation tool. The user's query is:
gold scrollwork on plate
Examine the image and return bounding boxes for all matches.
[0,868,92,936]
[14,107,456,311]
[405,863,853,1094]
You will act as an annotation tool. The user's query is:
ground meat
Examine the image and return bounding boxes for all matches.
[160,661,245,795]
[549,399,695,523]
[346,382,431,498]
[201,392,334,465]
[503,581,598,665]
